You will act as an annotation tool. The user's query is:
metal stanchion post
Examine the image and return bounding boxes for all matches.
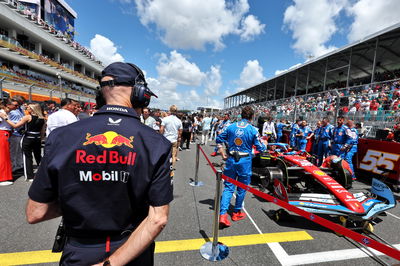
[200,170,229,261]
[189,142,204,187]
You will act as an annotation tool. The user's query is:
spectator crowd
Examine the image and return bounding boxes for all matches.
[228,79,400,129]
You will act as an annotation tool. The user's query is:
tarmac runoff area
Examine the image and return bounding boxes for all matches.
[0,143,400,265]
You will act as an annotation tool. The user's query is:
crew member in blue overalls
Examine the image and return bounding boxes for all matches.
[210,113,231,157]
[290,119,301,148]
[317,117,334,166]
[295,120,313,151]
[276,119,286,143]
[344,120,358,180]
[331,116,349,157]
[217,106,267,227]
[312,120,322,156]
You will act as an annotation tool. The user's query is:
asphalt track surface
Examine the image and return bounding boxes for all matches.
[1,142,400,265]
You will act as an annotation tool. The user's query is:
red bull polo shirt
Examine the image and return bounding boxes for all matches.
[29,105,173,237]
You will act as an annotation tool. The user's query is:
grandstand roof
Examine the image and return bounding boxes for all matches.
[226,23,400,107]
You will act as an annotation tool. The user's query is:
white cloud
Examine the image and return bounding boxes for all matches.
[240,15,266,41]
[275,63,302,76]
[347,0,400,42]
[89,34,124,66]
[235,60,265,91]
[283,0,347,58]
[134,0,265,50]
[146,50,223,109]
[204,65,222,96]
[156,50,205,86]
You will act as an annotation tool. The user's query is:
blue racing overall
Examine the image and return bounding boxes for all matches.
[276,122,286,143]
[296,125,312,151]
[317,124,334,166]
[217,119,266,215]
[331,124,349,157]
[344,127,358,179]
[312,126,321,156]
[290,123,299,147]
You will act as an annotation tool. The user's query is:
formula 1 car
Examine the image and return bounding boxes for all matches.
[252,143,396,227]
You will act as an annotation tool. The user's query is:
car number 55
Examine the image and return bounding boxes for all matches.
[359,149,400,174]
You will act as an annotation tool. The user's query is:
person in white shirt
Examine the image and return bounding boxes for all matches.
[262,117,277,141]
[46,98,79,137]
[160,105,182,168]
[201,114,212,145]
[209,115,219,141]
[142,107,157,130]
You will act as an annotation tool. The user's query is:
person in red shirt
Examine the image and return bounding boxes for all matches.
[369,100,379,121]
[392,99,400,111]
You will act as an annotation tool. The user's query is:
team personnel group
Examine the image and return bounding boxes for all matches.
[0,61,362,265]
[257,115,358,179]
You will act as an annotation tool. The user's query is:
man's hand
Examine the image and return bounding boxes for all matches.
[96,205,169,266]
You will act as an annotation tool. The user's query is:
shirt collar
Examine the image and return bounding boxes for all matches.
[94,105,139,119]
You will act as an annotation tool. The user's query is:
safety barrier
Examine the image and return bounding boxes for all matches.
[195,145,400,262]
[189,142,204,187]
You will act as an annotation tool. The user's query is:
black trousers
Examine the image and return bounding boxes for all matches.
[60,238,155,265]
[181,131,191,149]
[21,135,42,180]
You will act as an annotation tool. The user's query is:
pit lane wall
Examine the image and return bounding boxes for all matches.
[356,138,400,189]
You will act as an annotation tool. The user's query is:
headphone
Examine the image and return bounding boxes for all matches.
[96,63,155,109]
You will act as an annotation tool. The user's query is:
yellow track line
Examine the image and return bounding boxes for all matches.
[0,231,312,265]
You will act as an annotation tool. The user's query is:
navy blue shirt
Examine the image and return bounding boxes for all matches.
[29,105,173,237]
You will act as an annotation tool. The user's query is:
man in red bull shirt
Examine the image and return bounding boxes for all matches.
[26,62,172,266]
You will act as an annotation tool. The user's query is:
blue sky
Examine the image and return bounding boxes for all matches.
[68,0,400,110]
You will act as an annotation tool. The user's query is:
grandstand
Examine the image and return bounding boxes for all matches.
[0,0,101,103]
[224,23,400,136]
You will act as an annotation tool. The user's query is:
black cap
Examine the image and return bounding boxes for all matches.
[100,62,157,98]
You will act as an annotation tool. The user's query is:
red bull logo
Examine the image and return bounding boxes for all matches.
[76,150,136,166]
[83,131,134,148]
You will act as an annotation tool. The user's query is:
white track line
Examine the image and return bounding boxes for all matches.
[280,244,400,265]
[387,212,400,221]
[233,194,289,265]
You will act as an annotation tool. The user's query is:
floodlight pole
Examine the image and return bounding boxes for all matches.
[28,84,34,102]
[56,73,62,98]
[0,77,5,100]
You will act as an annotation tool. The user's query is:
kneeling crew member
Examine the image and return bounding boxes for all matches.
[217,106,267,227]
[26,62,173,266]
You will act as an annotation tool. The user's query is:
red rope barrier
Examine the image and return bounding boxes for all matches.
[198,145,218,174]
[198,145,400,261]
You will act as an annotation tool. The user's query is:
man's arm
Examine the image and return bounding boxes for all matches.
[26,199,62,224]
[95,205,169,266]
[177,128,182,143]
[159,125,165,135]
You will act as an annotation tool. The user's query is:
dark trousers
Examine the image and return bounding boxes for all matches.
[60,238,155,265]
[21,136,42,180]
[9,135,23,171]
[181,131,191,149]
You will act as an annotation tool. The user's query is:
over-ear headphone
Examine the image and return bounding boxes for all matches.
[97,63,157,109]
[95,86,106,109]
[126,63,153,108]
